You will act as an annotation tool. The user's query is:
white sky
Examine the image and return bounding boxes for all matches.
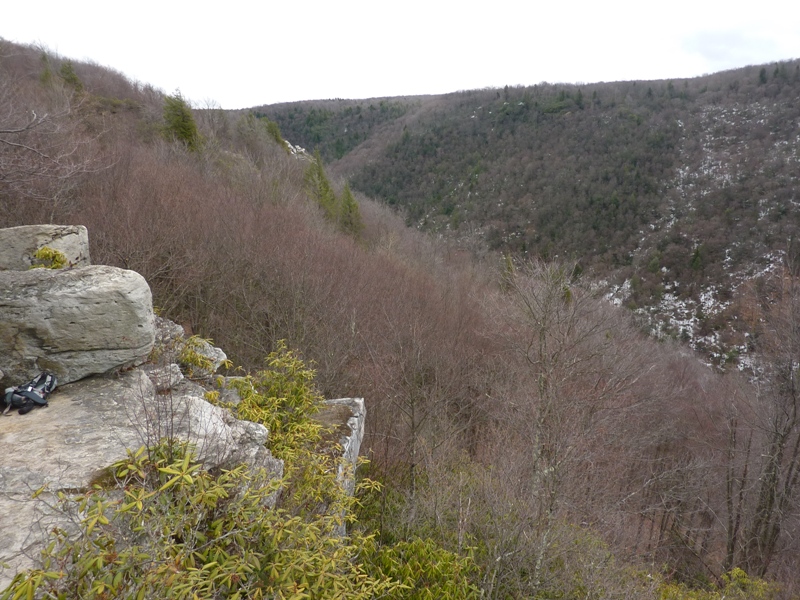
[3,1,799,110]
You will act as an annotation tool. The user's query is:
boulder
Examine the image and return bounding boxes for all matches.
[0,369,283,589]
[0,224,90,271]
[142,362,184,391]
[150,316,228,381]
[153,315,185,349]
[0,265,155,388]
[178,337,228,380]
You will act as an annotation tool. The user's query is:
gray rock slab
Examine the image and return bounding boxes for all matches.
[315,398,366,536]
[0,225,90,271]
[0,369,282,589]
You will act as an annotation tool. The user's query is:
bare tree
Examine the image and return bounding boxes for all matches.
[0,54,99,222]
[724,267,800,578]
[425,260,660,598]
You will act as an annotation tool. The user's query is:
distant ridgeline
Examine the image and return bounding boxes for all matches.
[254,98,412,161]
[258,60,800,362]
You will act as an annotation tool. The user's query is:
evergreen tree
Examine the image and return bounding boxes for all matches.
[163,92,202,152]
[338,182,364,237]
[263,117,288,151]
[304,150,337,220]
[58,61,83,93]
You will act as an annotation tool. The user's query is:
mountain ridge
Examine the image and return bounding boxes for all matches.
[256,60,800,363]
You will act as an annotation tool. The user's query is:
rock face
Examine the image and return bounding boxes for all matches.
[0,225,90,271]
[0,368,283,589]
[314,398,367,536]
[0,265,155,388]
[316,397,366,497]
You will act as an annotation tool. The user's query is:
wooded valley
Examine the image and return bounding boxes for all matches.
[261,63,800,366]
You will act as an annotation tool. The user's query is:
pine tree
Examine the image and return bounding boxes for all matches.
[304,150,338,220]
[163,92,202,152]
[264,118,287,150]
[338,182,364,238]
[59,61,83,93]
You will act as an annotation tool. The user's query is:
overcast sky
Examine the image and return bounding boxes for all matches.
[3,1,799,110]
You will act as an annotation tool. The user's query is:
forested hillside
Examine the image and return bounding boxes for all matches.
[3,39,800,598]
[260,63,800,363]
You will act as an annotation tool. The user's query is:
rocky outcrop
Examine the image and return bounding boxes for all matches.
[0,224,90,271]
[0,225,366,590]
[0,367,284,589]
[0,265,155,388]
[315,397,366,496]
[313,398,367,536]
